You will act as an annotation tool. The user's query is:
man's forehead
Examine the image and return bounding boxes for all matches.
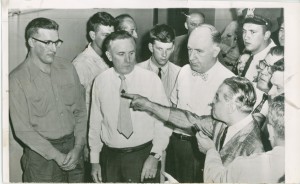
[188,27,212,45]
[153,40,173,47]
[36,28,58,38]
[110,38,135,49]
[97,24,114,33]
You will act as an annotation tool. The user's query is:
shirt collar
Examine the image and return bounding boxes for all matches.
[228,113,253,133]
[113,66,135,82]
[191,59,220,81]
[253,39,276,59]
[27,59,50,82]
[148,57,169,74]
[87,43,104,63]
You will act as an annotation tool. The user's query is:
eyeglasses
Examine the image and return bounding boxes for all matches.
[31,37,63,48]
[258,59,273,74]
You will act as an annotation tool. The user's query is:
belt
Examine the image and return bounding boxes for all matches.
[105,141,152,153]
[172,132,194,141]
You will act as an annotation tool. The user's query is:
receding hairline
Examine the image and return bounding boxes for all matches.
[107,37,135,50]
[187,12,205,21]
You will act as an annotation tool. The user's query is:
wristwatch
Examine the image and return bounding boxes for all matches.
[150,152,161,160]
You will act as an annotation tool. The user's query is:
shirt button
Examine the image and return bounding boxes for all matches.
[60,113,63,116]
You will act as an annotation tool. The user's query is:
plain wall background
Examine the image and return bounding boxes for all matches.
[8,8,282,182]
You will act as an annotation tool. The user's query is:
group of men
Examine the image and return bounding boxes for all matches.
[9,8,285,183]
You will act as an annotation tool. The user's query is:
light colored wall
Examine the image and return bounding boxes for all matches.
[214,9,233,33]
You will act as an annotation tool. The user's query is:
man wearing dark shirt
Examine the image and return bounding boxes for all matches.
[9,17,87,182]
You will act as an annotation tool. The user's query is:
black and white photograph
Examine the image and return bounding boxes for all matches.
[2,0,300,183]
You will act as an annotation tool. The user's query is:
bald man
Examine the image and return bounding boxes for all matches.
[115,14,138,39]
[167,24,234,182]
[170,12,205,67]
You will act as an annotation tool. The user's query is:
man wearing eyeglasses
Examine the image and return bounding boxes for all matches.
[9,17,87,182]
[253,46,284,119]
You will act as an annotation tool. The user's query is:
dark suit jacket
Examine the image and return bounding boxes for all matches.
[169,34,189,67]
[194,115,264,167]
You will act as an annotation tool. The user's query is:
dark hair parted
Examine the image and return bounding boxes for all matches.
[102,30,135,52]
[268,94,285,140]
[272,58,284,72]
[115,14,134,31]
[269,46,284,72]
[149,24,175,44]
[87,12,115,33]
[25,17,59,42]
[223,76,257,113]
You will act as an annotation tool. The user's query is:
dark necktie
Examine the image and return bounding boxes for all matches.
[219,126,228,151]
[117,75,133,138]
[253,93,269,114]
[158,68,162,79]
[241,54,254,77]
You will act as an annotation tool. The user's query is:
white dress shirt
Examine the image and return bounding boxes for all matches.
[245,40,276,82]
[137,58,181,99]
[170,61,234,135]
[73,43,109,113]
[89,66,172,163]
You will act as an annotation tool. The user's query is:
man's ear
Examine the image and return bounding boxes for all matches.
[89,31,96,41]
[184,22,188,30]
[213,45,221,57]
[105,51,112,62]
[28,38,34,48]
[264,30,271,41]
[148,43,153,53]
[228,101,237,114]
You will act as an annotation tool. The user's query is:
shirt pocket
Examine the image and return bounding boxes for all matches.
[60,83,75,106]
[29,94,49,117]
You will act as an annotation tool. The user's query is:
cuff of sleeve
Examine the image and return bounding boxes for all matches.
[150,146,163,157]
[90,150,101,163]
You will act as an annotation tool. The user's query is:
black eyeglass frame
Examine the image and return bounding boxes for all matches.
[31,37,63,47]
[258,59,273,74]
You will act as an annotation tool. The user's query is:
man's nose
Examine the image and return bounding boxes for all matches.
[189,50,195,60]
[49,43,57,52]
[162,50,167,57]
[132,31,138,39]
[261,67,269,75]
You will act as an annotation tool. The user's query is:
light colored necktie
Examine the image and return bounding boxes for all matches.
[117,75,133,138]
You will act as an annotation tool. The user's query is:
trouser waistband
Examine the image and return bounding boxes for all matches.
[104,141,152,153]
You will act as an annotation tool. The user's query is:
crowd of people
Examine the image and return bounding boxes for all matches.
[9,8,286,183]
